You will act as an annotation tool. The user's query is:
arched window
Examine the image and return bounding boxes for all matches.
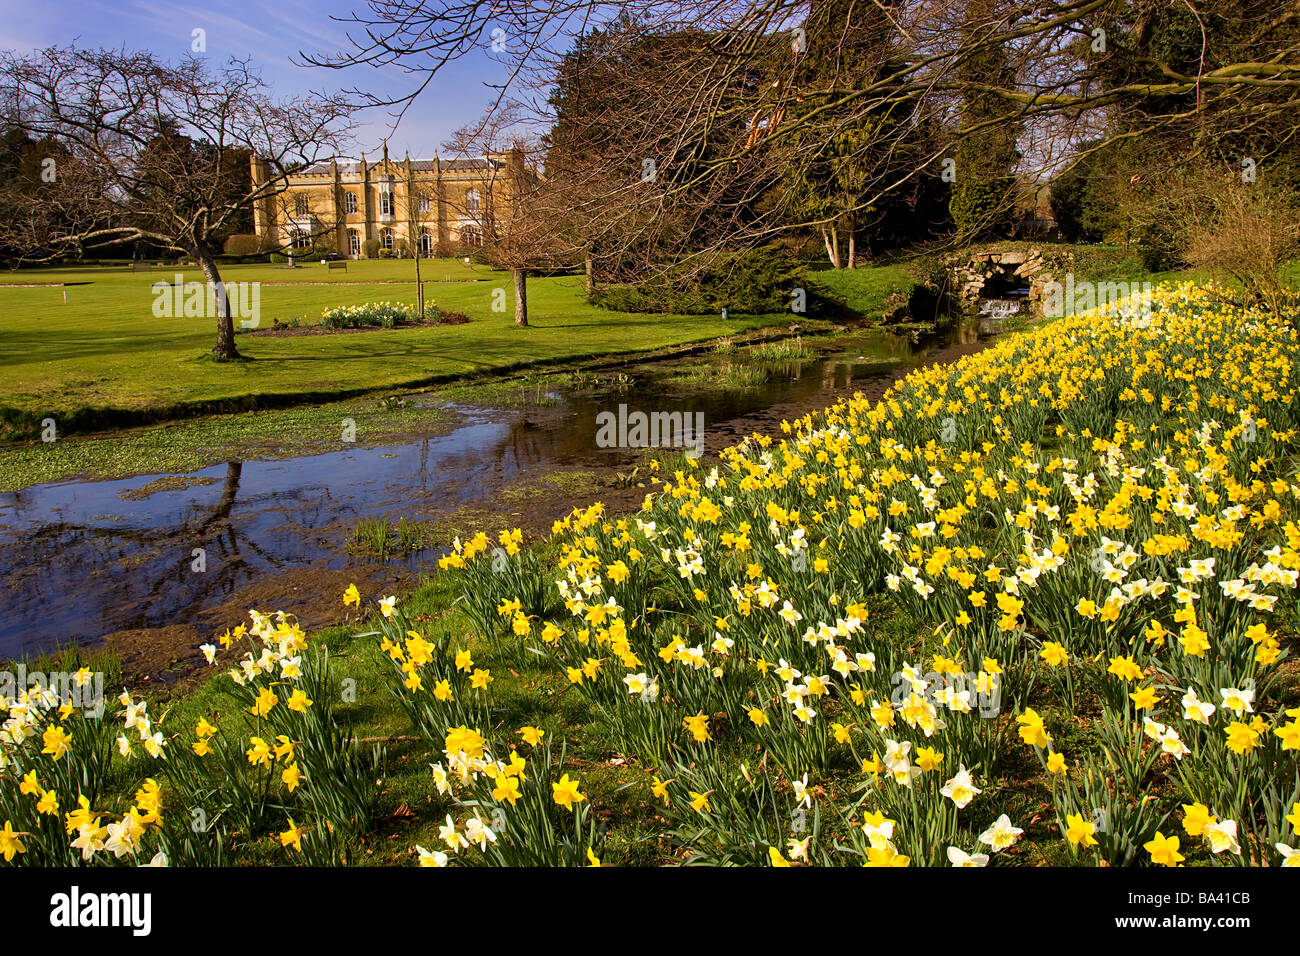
[379,189,394,217]
[419,230,434,257]
[464,188,481,213]
[381,228,394,251]
[294,194,310,217]
[291,228,310,250]
[417,193,432,213]
[348,230,361,258]
[459,225,483,248]
[343,191,357,215]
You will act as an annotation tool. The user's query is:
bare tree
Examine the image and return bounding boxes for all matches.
[0,46,354,357]
[302,1,1300,276]
[444,113,577,327]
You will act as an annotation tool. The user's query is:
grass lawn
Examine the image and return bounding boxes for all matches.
[804,263,915,318]
[0,258,850,439]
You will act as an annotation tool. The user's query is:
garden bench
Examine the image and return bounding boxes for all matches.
[327,261,348,271]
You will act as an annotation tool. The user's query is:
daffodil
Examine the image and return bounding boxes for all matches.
[979,814,1023,852]
[947,846,989,867]
[280,817,304,852]
[940,765,980,809]
[1145,832,1184,866]
[552,774,586,811]
[0,821,26,861]
[416,845,448,867]
[1065,812,1099,848]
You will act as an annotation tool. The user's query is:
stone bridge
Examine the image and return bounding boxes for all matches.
[952,248,1056,308]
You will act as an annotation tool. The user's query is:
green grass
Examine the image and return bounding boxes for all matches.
[0,392,453,491]
[748,336,813,360]
[659,360,772,390]
[347,517,436,559]
[805,263,916,318]
[0,259,821,439]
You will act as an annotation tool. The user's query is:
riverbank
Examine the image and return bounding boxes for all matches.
[0,261,863,440]
[0,321,864,493]
[0,319,996,671]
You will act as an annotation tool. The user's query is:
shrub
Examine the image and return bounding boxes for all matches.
[1184,180,1300,318]
[591,247,806,315]
[949,176,1017,240]
[1135,220,1186,272]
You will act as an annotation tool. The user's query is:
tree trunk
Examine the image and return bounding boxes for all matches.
[513,268,528,327]
[821,227,841,269]
[414,247,424,320]
[196,461,243,534]
[584,255,594,298]
[196,243,239,359]
[847,233,856,270]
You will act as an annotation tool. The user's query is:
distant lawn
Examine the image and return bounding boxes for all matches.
[0,259,833,438]
[805,264,916,319]
[0,256,487,287]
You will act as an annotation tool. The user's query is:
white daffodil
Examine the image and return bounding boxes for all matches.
[416,844,449,867]
[979,814,1024,852]
[1219,686,1255,715]
[1203,818,1241,855]
[947,846,990,867]
[940,765,981,809]
[1181,688,1216,723]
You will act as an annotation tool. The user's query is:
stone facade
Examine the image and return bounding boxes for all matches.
[250,145,526,258]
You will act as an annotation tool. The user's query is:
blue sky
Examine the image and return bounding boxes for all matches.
[3,0,515,157]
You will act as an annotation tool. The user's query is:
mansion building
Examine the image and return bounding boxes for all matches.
[250,144,526,258]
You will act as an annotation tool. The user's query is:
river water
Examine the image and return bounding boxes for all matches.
[0,321,993,660]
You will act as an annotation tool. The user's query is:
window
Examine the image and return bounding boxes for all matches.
[344,191,357,215]
[419,230,434,257]
[379,189,393,216]
[417,193,431,214]
[348,230,360,258]
[381,228,394,251]
[292,228,310,250]
[294,194,309,217]
[465,188,480,213]
[459,225,483,248]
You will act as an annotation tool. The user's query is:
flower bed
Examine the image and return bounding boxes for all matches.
[431,282,1300,866]
[320,301,422,329]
